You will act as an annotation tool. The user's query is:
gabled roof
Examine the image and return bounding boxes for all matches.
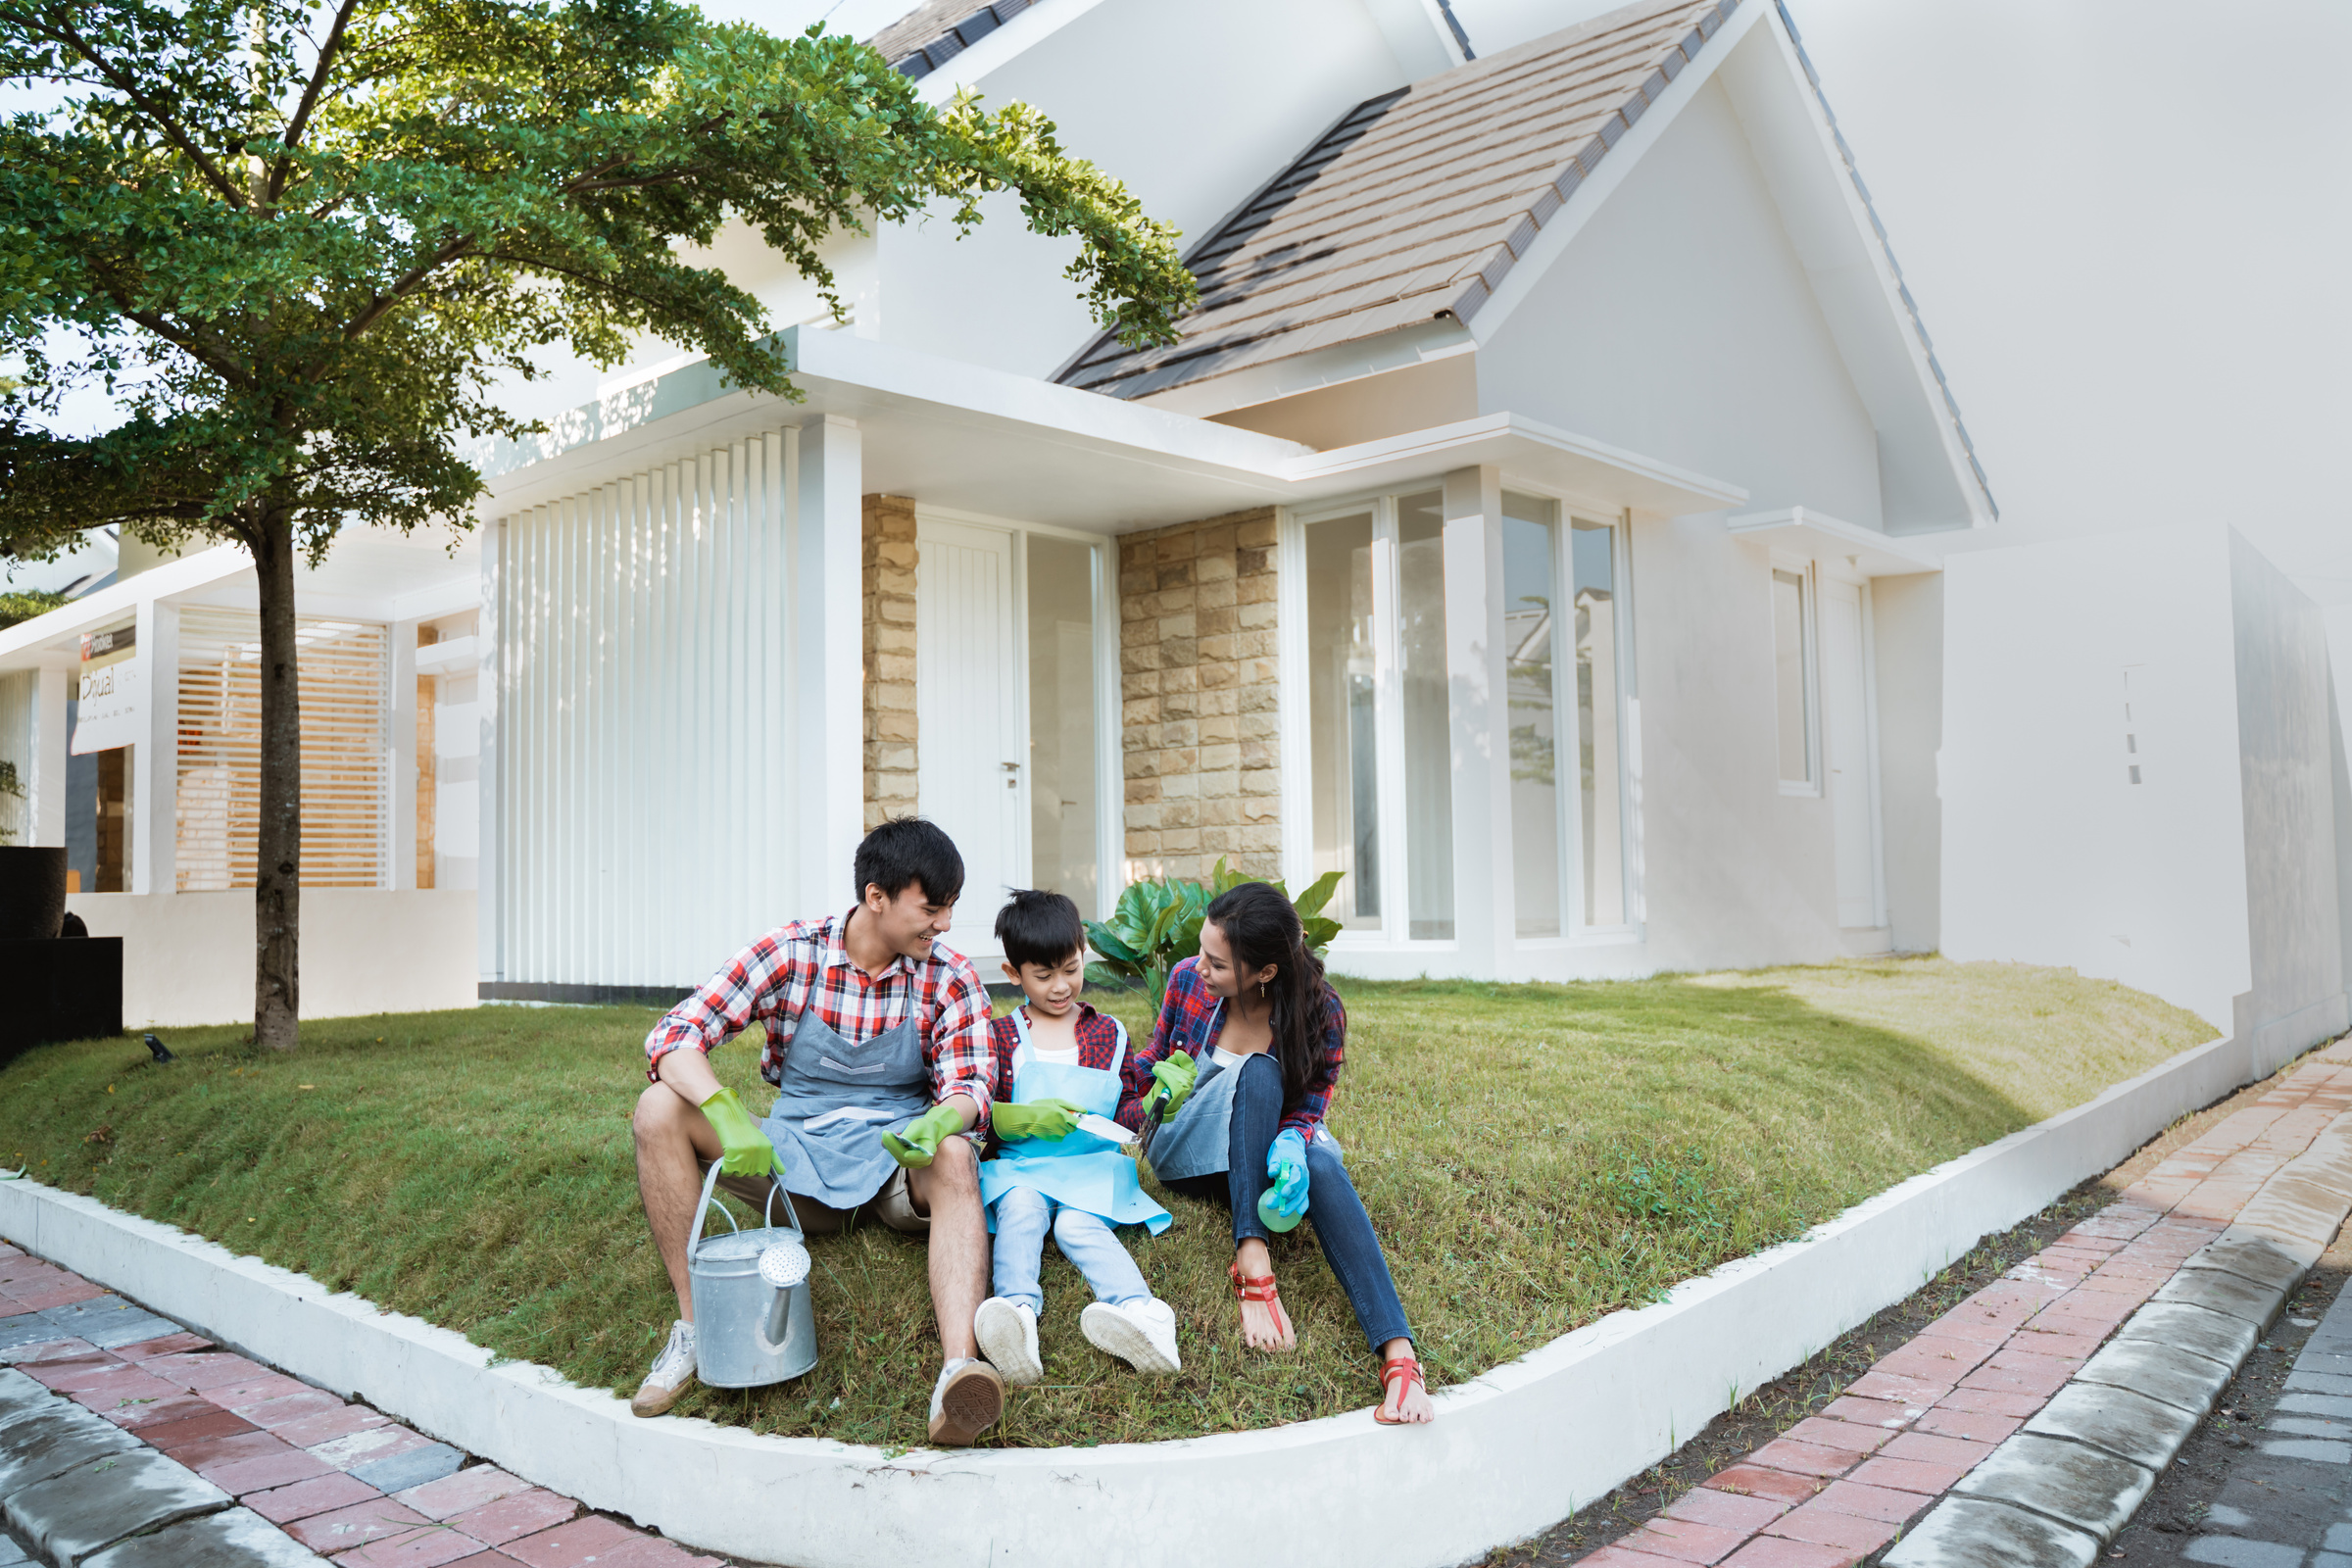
[869,0,1037,80]
[1054,0,1730,401]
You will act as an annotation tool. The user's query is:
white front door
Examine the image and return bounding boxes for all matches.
[915,517,1024,958]
[1818,576,1883,929]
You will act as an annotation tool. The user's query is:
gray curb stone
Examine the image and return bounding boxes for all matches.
[0,1400,140,1494]
[0,1531,29,1565]
[2182,1236,2305,1295]
[1953,1433,2156,1543]
[83,1506,323,1567]
[2076,1338,2232,1416]
[0,1372,50,1426]
[2152,1267,2287,1329]
[1882,1494,2102,1568]
[2025,1383,2201,1471]
[2113,1299,2262,1368]
[5,1446,230,1566]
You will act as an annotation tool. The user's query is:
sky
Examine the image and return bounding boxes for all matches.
[17,0,2352,606]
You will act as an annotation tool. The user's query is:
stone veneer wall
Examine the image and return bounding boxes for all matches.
[1119,508,1281,883]
[862,495,918,830]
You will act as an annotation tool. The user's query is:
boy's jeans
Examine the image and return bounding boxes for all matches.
[992,1185,1150,1312]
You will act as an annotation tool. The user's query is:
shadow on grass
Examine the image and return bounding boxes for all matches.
[0,957,2195,1449]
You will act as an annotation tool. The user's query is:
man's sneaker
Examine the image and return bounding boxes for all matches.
[631,1319,697,1418]
[973,1297,1043,1387]
[1080,1297,1182,1375]
[928,1357,1004,1446]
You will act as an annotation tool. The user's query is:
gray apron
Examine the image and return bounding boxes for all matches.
[1145,999,1243,1184]
[760,1007,932,1208]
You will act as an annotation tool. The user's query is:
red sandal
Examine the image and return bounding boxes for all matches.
[1375,1353,1426,1425]
[1229,1259,1295,1348]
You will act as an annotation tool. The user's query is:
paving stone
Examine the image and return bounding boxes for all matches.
[2266,1415,2350,1438]
[0,1317,74,1357]
[1782,1417,1889,1455]
[1844,1371,1954,1406]
[0,1338,89,1367]
[2179,1540,2305,1568]
[1820,1395,1919,1429]
[0,1368,49,1424]
[1746,1437,1856,1479]
[309,1423,430,1471]
[113,1333,213,1362]
[206,1373,312,1409]
[1912,1406,2021,1445]
[2076,1337,2232,1415]
[22,1354,124,1395]
[81,1505,325,1567]
[504,1514,653,1567]
[1934,1386,2046,1419]
[137,1406,259,1446]
[2278,1392,2352,1419]
[2288,1370,2352,1396]
[445,1488,578,1545]
[172,1429,293,1472]
[3,1444,230,1564]
[204,1446,333,1495]
[67,1367,185,1413]
[2258,1437,2351,1462]
[1622,1513,1748,1561]
[1660,1485,1789,1532]
[1810,1479,1933,1524]
[2024,1381,2200,1470]
[1879,1431,1995,1469]
[1701,1465,1829,1507]
[0,1531,28,1565]
[1762,1498,1899,1553]
[349,1442,464,1494]
[1848,1454,1971,1494]
[1952,1432,2154,1542]
[1718,1538,1852,1567]
[332,1527,493,1568]
[270,1403,390,1447]
[398,1465,533,1522]
[1882,1495,2100,1568]
[0,1396,142,1492]
[284,1496,430,1551]
[141,1351,267,1392]
[242,1471,383,1525]
[2155,1266,2290,1328]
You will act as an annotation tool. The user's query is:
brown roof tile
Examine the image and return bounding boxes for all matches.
[1056,0,1737,400]
[867,0,1035,77]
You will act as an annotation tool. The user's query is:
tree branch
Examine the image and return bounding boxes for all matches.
[18,5,248,206]
[266,0,359,206]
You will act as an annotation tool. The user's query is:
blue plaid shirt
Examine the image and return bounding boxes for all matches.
[1127,956,1345,1142]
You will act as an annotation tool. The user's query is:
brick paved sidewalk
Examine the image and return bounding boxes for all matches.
[0,1244,721,1568]
[1578,1052,2352,1568]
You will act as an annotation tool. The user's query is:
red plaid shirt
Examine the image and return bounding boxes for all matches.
[644,909,995,1127]
[1127,956,1345,1141]
[990,1004,1154,1131]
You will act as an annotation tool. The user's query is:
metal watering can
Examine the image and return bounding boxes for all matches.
[688,1163,818,1388]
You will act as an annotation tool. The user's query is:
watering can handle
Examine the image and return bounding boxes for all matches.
[692,1161,807,1242]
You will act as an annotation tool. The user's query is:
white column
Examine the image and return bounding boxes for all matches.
[130,599,178,895]
[389,619,419,891]
[1443,465,1511,975]
[477,516,504,986]
[794,416,863,915]
[28,662,69,847]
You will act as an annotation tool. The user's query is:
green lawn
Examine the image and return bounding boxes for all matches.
[0,957,2210,1448]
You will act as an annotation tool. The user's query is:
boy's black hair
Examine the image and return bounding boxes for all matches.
[854,817,965,906]
[996,889,1085,971]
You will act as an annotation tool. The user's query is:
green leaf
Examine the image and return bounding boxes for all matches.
[1299,916,1343,956]
[1084,921,1142,967]
[1291,871,1345,920]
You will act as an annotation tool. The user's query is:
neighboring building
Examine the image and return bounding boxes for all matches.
[0,0,2343,1070]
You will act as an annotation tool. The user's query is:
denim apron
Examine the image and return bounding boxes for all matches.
[1136,999,1246,1184]
[976,1010,1171,1236]
[760,1007,933,1209]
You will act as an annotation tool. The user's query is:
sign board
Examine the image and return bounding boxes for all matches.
[72,619,140,755]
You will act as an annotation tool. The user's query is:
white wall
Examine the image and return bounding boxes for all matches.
[63,889,477,1027]
[1870,570,1941,954]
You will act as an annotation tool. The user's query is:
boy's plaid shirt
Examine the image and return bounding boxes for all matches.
[988,1004,1156,1134]
[1125,956,1346,1142]
[643,910,995,1128]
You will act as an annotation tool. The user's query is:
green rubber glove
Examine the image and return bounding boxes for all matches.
[700,1087,780,1179]
[992,1098,1085,1142]
[1147,1052,1197,1122]
[880,1101,965,1168]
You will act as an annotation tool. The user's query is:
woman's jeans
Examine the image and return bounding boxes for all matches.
[1167,1053,1412,1352]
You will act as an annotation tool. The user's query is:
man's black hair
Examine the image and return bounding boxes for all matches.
[995,889,1085,971]
[854,816,965,906]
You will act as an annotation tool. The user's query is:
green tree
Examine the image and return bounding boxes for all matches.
[0,0,1196,1047]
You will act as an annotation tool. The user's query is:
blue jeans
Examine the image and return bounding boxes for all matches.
[1167,1053,1412,1353]
[991,1184,1151,1313]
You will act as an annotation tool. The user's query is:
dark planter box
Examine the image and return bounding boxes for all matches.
[0,937,123,1066]
[0,847,69,941]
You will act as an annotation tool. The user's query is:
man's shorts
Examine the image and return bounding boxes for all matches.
[700,1161,930,1237]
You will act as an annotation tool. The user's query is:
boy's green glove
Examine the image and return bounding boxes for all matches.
[700,1087,780,1178]
[993,1098,1085,1142]
[1146,1052,1197,1121]
[881,1102,965,1168]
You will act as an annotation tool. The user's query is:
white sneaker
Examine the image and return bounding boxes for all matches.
[1081,1297,1181,1375]
[974,1297,1043,1387]
[630,1319,696,1417]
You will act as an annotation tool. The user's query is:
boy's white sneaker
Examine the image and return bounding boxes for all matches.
[1081,1297,1181,1375]
[974,1297,1043,1387]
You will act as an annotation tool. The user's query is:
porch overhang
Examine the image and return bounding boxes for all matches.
[1724,506,1940,577]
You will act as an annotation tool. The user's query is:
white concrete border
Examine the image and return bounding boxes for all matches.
[0,1029,2266,1568]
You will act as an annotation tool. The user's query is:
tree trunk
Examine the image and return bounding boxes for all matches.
[252,512,301,1049]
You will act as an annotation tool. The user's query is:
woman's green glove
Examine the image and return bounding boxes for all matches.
[1147,1053,1197,1121]
[881,1102,965,1168]
[993,1099,1085,1142]
[700,1087,780,1178]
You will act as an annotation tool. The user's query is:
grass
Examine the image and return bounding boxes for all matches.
[0,956,2210,1449]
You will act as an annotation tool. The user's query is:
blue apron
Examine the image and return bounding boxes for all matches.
[977,1010,1171,1236]
[760,1006,933,1209]
[1144,999,1243,1184]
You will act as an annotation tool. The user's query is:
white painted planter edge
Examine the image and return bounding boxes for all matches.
[0,1028,2260,1568]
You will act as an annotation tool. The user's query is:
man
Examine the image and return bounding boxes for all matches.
[629,816,1004,1445]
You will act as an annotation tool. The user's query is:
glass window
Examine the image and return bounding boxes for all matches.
[1025,535,1099,918]
[1773,567,1813,787]
[1502,495,1561,937]
[1574,520,1625,926]
[1304,512,1380,929]
[1396,491,1453,940]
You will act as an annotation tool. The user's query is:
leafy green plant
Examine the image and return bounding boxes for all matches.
[1593,1145,1730,1240]
[1084,858,1342,1005]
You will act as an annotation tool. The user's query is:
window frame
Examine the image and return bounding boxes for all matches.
[1771,552,1822,798]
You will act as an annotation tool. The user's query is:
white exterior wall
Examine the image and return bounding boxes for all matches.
[1871,570,1943,954]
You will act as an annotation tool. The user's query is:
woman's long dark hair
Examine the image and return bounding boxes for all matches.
[1205,882,1328,1106]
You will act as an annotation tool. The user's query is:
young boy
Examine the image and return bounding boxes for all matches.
[973,889,1194,1383]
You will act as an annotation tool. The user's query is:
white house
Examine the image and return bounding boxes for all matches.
[2,0,2343,1070]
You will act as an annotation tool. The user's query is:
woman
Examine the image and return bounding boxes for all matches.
[1131,881,1433,1425]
